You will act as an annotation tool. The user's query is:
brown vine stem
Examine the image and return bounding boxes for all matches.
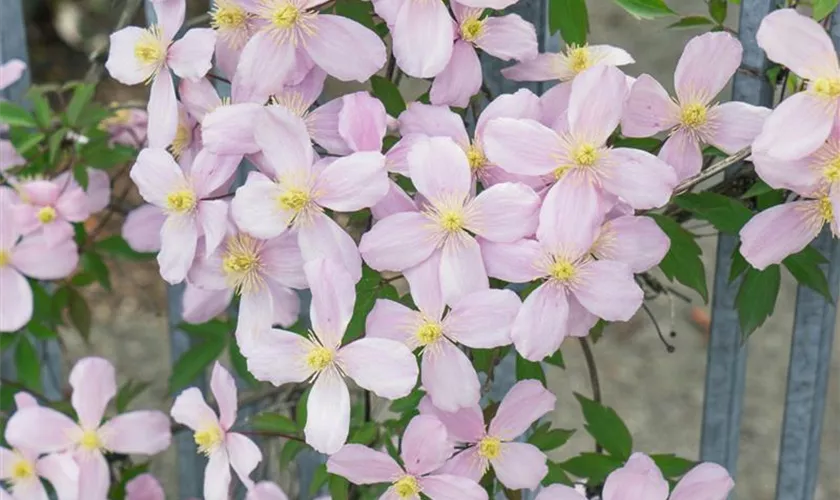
[577,338,603,454]
[671,147,751,197]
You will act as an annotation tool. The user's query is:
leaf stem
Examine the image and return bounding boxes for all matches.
[577,338,603,454]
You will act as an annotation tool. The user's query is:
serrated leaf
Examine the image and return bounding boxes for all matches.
[115,380,151,413]
[550,0,589,45]
[814,0,840,20]
[729,245,748,283]
[612,0,675,19]
[783,247,832,300]
[529,427,575,451]
[67,288,92,341]
[735,265,781,340]
[15,336,41,391]
[66,83,96,126]
[650,453,695,478]
[542,460,574,486]
[515,352,546,384]
[574,393,632,459]
[168,337,226,393]
[0,102,36,127]
[667,16,714,28]
[560,452,624,483]
[370,76,406,117]
[674,192,752,233]
[252,412,299,434]
[651,215,708,302]
[280,439,305,467]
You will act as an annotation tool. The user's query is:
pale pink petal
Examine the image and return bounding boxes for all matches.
[359,212,439,272]
[202,103,263,155]
[365,299,420,344]
[594,215,670,273]
[479,238,543,283]
[69,357,116,429]
[0,447,12,478]
[573,260,642,321]
[7,470,48,500]
[404,250,445,320]
[439,447,485,482]
[182,286,232,324]
[399,103,469,145]
[99,411,171,454]
[179,78,221,124]
[409,136,472,201]
[204,450,231,500]
[130,148,186,207]
[246,328,314,386]
[5,407,78,453]
[621,74,679,137]
[246,481,290,500]
[511,284,569,362]
[105,27,156,85]
[232,32,296,104]
[418,474,487,500]
[401,414,454,476]
[308,97,352,156]
[77,452,110,500]
[231,174,290,240]
[168,28,216,81]
[393,0,454,78]
[669,463,734,500]
[0,140,25,171]
[476,14,537,61]
[123,205,164,252]
[602,148,677,209]
[603,453,669,500]
[36,453,80,500]
[83,168,111,213]
[305,257,355,347]
[489,379,555,439]
[538,176,603,255]
[10,233,78,279]
[703,102,770,154]
[752,151,821,197]
[339,338,418,399]
[491,442,547,490]
[152,0,185,40]
[14,392,37,409]
[327,444,402,484]
[418,396,485,443]
[147,69,179,148]
[304,15,386,82]
[304,370,351,454]
[568,65,626,144]
[268,284,301,327]
[338,92,387,152]
[422,340,480,412]
[567,294,598,337]
[371,0,405,27]
[482,118,561,176]
[588,44,636,67]
[210,362,238,431]
[476,88,541,135]
[755,8,839,81]
[255,106,314,179]
[466,182,539,242]
[430,41,482,108]
[158,215,198,284]
[226,432,262,486]
[658,128,703,181]
[0,59,26,90]
[440,236,489,305]
[314,152,389,211]
[444,289,519,348]
[126,473,164,500]
[0,268,32,332]
[297,212,363,282]
[170,387,219,432]
[371,180,418,219]
[739,201,824,270]
[674,32,742,104]
[197,200,230,257]
[501,53,561,82]
[752,92,836,160]
[536,484,587,500]
[236,288,275,354]
[261,232,308,289]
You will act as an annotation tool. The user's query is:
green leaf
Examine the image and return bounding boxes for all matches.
[651,214,708,302]
[674,192,752,233]
[345,266,398,342]
[350,421,378,445]
[13,131,45,155]
[545,350,565,368]
[15,336,41,391]
[280,439,306,467]
[0,102,36,127]
[542,460,574,486]
[735,265,781,340]
[66,83,96,126]
[667,16,714,29]
[708,0,726,24]
[741,179,774,199]
[115,379,151,413]
[814,0,840,21]
[329,474,349,500]
[95,235,156,260]
[252,412,299,434]
[370,76,406,117]
[67,288,92,341]
[783,247,832,300]
[47,130,64,166]
[515,352,546,384]
[310,464,329,496]
[30,92,52,129]
[168,337,226,393]
[73,163,89,189]
[229,340,258,387]
[728,245,748,283]
[574,393,633,459]
[550,0,589,45]
[296,387,310,428]
[26,321,57,340]
[529,427,575,451]
[610,136,662,152]
[650,453,695,478]
[81,252,111,290]
[389,387,424,413]
[560,452,624,483]
[178,319,231,340]
[612,0,675,19]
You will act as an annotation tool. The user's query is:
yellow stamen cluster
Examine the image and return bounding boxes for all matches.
[460,18,484,43]
[567,46,591,74]
[823,155,840,183]
[572,143,599,167]
[0,250,10,268]
[680,102,708,128]
[415,322,443,346]
[278,188,311,213]
[211,0,249,31]
[550,259,576,282]
[134,26,166,66]
[222,235,263,293]
[813,77,840,99]
[818,197,834,223]
[36,206,57,224]
[170,124,191,159]
[10,458,35,482]
[466,144,487,172]
[271,3,300,28]
[194,425,224,456]
[165,189,197,214]
[306,346,334,371]
[393,475,421,498]
[439,210,465,232]
[478,436,502,459]
[79,429,103,452]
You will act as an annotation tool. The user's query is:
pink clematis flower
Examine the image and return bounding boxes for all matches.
[484,64,677,210]
[328,414,488,500]
[188,226,306,353]
[0,59,26,90]
[105,0,216,148]
[502,43,633,84]
[360,135,540,304]
[246,258,418,454]
[621,32,770,180]
[246,481,289,500]
[122,204,166,253]
[5,357,171,500]
[0,188,79,332]
[171,363,262,500]
[0,59,27,172]
[12,178,90,245]
[480,178,644,361]
[590,207,671,274]
[125,474,164,500]
[130,148,239,284]
[367,256,521,411]
[230,107,389,282]
[420,380,555,489]
[208,0,258,80]
[430,3,537,107]
[602,452,733,500]
[54,168,111,215]
[535,484,587,500]
[0,394,79,500]
[752,9,840,160]
[100,107,148,147]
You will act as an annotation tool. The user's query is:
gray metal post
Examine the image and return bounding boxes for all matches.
[773,11,840,499]
[699,0,776,480]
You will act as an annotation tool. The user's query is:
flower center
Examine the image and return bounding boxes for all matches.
[823,155,840,183]
[680,102,707,128]
[460,17,484,43]
[478,436,502,459]
[813,77,840,98]
[415,321,443,346]
[134,26,166,66]
[277,188,311,213]
[222,235,263,294]
[572,143,599,167]
[567,46,591,74]
[393,475,421,498]
[165,189,197,214]
[10,458,35,482]
[272,3,300,28]
[305,345,334,372]
[818,196,834,223]
[466,143,487,172]
[36,206,57,224]
[170,124,191,159]
[78,429,103,451]
[194,425,224,456]
[212,1,248,30]
[553,165,572,180]
[550,259,576,282]
[0,250,10,268]
[439,210,464,232]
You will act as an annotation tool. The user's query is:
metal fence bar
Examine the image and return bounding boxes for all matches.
[699,0,776,481]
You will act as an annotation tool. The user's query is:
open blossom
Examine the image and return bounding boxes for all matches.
[481,178,644,361]
[621,32,770,180]
[590,204,670,274]
[0,59,27,172]
[231,107,389,282]
[122,204,166,253]
[360,136,540,304]
[100,107,148,147]
[0,188,79,332]
[0,58,26,90]
[602,452,733,500]
[6,357,171,500]
[752,9,840,160]
[367,256,521,411]
[188,226,306,353]
[125,474,164,500]
[171,363,262,500]
[246,258,418,454]
[130,148,238,284]
[421,380,555,489]
[485,64,677,210]
[105,0,216,148]
[208,0,258,79]
[11,178,90,245]
[328,414,488,500]
[430,3,537,107]
[502,43,633,84]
